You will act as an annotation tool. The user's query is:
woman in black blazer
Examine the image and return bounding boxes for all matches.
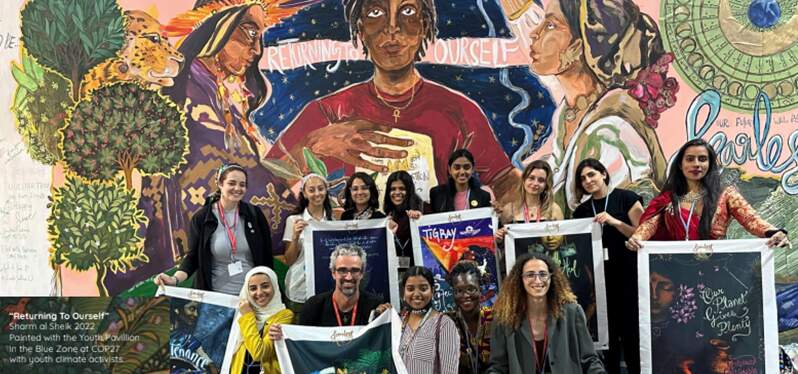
[154,164,273,293]
[429,149,492,213]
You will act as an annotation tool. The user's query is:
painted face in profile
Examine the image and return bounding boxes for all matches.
[359,0,425,72]
[216,5,266,76]
[527,0,578,75]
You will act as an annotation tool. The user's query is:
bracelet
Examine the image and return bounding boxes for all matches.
[766,229,788,238]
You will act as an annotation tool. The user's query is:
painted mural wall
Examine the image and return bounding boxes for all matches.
[0,0,795,347]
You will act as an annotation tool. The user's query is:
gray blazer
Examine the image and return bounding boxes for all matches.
[487,303,605,374]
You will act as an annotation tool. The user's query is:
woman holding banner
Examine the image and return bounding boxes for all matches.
[572,158,643,373]
[494,160,564,244]
[283,174,335,314]
[341,172,386,220]
[383,171,427,271]
[154,164,273,294]
[626,139,790,248]
[229,266,293,373]
[399,266,460,373]
[488,252,605,373]
[430,149,493,213]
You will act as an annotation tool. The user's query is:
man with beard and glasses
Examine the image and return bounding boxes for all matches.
[297,244,391,326]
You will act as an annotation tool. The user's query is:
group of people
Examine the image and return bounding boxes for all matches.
[155,139,791,373]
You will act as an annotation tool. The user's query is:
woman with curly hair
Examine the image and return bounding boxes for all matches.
[488,252,604,373]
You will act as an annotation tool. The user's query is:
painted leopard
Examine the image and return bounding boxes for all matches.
[80,10,184,97]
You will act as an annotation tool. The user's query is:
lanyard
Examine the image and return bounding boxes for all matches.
[464,189,471,210]
[332,295,358,327]
[217,201,239,257]
[523,202,542,223]
[459,309,484,373]
[677,200,698,241]
[528,317,548,374]
[591,190,611,217]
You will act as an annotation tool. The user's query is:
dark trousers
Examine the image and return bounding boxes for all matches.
[604,260,640,374]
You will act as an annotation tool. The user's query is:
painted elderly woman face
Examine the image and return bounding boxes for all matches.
[528,0,578,75]
[216,5,266,76]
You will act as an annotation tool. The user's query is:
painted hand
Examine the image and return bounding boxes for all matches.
[299,120,414,172]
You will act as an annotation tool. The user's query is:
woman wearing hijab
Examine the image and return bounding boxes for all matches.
[228,266,293,374]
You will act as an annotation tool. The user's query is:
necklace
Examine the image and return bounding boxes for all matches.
[563,91,599,122]
[680,189,705,203]
[374,83,417,123]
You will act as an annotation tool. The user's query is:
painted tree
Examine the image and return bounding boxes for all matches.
[11,50,73,164]
[62,82,188,190]
[48,176,148,297]
[20,0,125,102]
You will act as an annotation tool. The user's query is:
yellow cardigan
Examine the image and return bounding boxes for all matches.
[230,308,294,374]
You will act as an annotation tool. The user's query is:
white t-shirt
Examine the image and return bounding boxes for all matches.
[282,209,326,303]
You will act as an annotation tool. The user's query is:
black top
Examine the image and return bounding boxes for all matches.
[180,200,274,291]
[340,209,387,220]
[572,188,641,268]
[299,290,384,327]
[429,184,492,213]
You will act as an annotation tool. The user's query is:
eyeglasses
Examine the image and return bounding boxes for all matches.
[335,267,363,276]
[453,286,480,296]
[522,271,550,281]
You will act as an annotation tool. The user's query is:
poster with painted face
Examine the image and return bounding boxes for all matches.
[163,287,238,374]
[410,207,499,312]
[504,217,608,349]
[303,219,400,307]
[638,239,779,374]
[275,309,407,374]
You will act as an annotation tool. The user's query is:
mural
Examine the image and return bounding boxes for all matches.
[0,0,796,353]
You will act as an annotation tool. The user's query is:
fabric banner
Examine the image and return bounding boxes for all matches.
[303,219,400,306]
[504,218,608,349]
[275,309,408,374]
[162,286,238,373]
[410,207,499,312]
[638,239,778,374]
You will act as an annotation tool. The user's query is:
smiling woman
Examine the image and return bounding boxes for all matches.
[153,164,274,293]
[488,252,605,374]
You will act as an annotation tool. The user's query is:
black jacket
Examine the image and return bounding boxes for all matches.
[180,200,273,291]
[429,184,492,213]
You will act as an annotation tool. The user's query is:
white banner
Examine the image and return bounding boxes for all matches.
[505,218,608,349]
[638,239,778,374]
[275,309,408,374]
[303,218,399,306]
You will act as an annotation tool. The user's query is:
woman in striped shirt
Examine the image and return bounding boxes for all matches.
[399,266,460,374]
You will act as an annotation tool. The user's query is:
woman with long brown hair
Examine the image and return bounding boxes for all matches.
[494,160,563,244]
[488,252,604,373]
